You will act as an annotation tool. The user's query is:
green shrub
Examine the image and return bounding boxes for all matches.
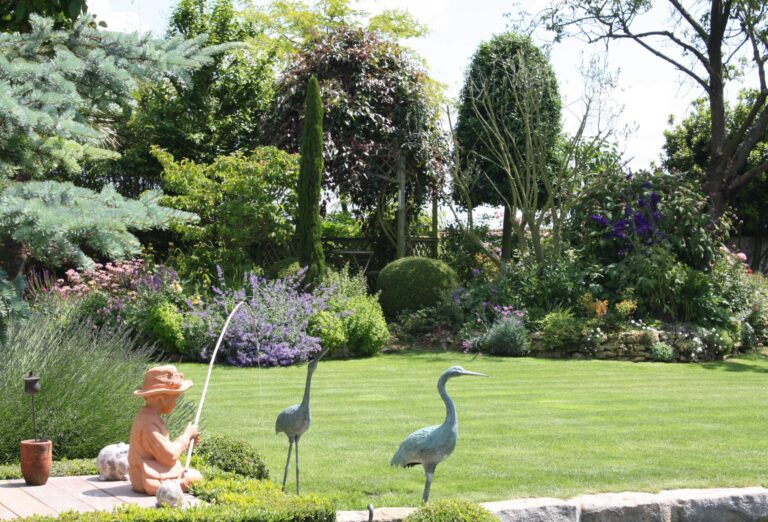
[322,265,369,299]
[344,295,389,356]
[702,327,736,357]
[650,342,675,362]
[145,300,185,353]
[0,458,97,480]
[265,257,301,279]
[194,433,268,480]
[377,257,459,317]
[25,476,335,521]
[0,301,192,463]
[308,310,348,353]
[405,499,497,522]
[541,309,584,350]
[471,317,529,356]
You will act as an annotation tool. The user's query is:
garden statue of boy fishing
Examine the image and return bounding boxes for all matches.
[128,365,202,495]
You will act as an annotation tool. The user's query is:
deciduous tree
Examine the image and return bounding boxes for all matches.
[542,0,768,221]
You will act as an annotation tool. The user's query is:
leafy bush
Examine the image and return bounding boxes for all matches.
[319,266,388,357]
[31,260,190,353]
[702,327,736,357]
[650,342,675,362]
[568,170,723,271]
[265,258,301,280]
[194,434,268,480]
[439,223,499,282]
[191,268,334,367]
[0,458,97,480]
[145,301,185,353]
[343,295,389,356]
[25,476,335,521]
[0,301,191,462]
[154,146,300,283]
[308,310,348,353]
[469,316,529,356]
[540,310,584,350]
[377,257,459,317]
[404,499,497,522]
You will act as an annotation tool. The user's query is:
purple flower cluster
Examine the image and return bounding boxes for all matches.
[193,267,335,367]
[590,178,664,257]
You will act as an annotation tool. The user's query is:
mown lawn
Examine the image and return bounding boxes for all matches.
[179,352,768,509]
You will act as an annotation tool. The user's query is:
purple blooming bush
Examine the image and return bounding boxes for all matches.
[191,268,335,367]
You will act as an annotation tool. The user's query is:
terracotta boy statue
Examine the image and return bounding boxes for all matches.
[128,365,203,495]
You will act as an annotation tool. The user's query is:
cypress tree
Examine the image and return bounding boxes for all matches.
[296,76,325,287]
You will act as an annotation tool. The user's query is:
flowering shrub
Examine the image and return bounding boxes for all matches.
[192,268,334,367]
[30,260,189,352]
[466,316,529,357]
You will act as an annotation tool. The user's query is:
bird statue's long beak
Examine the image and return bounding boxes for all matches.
[460,370,488,377]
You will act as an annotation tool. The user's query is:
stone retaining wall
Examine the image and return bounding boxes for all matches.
[529,326,729,363]
[337,487,768,521]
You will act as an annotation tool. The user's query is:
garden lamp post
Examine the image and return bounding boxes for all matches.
[23,373,40,441]
[20,372,51,486]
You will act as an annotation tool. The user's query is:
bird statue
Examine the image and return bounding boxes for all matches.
[275,349,328,494]
[391,365,488,503]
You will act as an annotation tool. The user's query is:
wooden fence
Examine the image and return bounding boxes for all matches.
[253,237,438,273]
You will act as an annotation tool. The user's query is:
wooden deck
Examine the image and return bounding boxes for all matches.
[0,476,197,520]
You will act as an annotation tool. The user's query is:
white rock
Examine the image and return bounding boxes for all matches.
[574,491,672,522]
[96,442,129,481]
[660,487,768,521]
[156,479,184,508]
[483,497,580,521]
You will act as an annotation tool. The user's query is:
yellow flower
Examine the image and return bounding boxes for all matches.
[594,300,609,317]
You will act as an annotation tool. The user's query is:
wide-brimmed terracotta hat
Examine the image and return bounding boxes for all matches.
[134,365,193,397]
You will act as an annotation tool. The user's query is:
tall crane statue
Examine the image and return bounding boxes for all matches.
[275,349,328,494]
[391,366,488,502]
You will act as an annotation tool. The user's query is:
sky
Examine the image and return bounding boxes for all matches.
[88,0,710,171]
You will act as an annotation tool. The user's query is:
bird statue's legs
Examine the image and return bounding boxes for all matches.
[422,463,436,503]
[295,437,300,495]
[281,438,294,492]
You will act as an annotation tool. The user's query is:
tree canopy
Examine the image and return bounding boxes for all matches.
[454,31,561,260]
[86,0,273,198]
[664,92,768,265]
[541,0,768,220]
[0,14,219,278]
[270,25,446,230]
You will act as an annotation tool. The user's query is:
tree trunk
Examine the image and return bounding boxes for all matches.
[501,205,513,260]
[0,239,26,280]
[703,167,728,223]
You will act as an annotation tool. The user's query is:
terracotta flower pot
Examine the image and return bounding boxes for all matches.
[20,439,52,486]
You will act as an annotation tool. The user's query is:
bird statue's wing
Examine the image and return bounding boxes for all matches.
[390,425,443,467]
[275,403,300,434]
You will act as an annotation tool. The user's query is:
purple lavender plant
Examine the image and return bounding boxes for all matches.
[194,267,335,367]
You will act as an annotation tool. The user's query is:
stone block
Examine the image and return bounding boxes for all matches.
[336,507,416,522]
[574,492,673,522]
[660,487,768,521]
[483,497,580,522]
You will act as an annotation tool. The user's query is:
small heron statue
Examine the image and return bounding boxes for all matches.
[390,366,487,503]
[275,349,328,494]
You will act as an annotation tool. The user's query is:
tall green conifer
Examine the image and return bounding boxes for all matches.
[296,76,325,287]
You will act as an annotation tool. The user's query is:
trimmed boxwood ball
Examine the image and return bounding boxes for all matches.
[377,257,459,317]
[265,258,301,279]
[194,433,269,479]
[405,499,497,522]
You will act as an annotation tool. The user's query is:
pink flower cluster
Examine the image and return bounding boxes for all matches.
[722,246,752,275]
[49,259,144,299]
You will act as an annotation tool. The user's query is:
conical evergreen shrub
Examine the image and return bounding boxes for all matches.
[296,76,326,287]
